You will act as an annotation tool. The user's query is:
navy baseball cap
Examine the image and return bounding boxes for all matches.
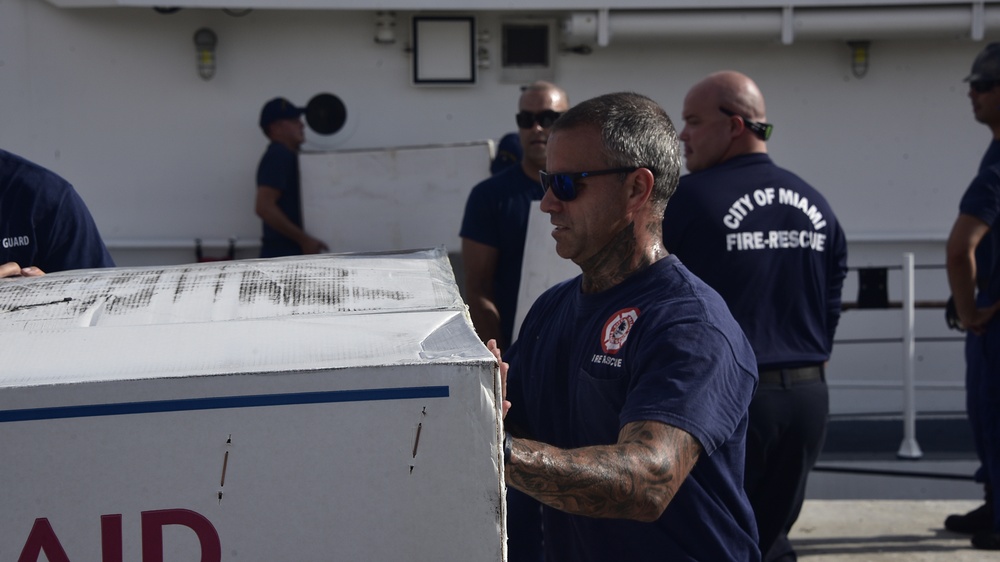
[490,132,523,175]
[259,97,304,131]
[965,43,1000,82]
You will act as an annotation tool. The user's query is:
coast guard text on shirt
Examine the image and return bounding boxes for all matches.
[2,235,30,249]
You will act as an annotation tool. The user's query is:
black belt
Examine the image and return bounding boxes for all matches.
[758,365,823,386]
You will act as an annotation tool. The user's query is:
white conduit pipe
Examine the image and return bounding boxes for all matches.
[563,5,1000,46]
[897,252,923,460]
[795,7,989,40]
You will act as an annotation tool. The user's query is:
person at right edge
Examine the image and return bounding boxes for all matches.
[662,71,848,562]
[944,42,1000,550]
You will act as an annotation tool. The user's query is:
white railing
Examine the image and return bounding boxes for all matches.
[834,252,966,460]
[899,252,922,459]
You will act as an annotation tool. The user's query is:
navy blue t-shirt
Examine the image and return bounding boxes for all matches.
[505,256,760,562]
[256,142,303,258]
[0,149,114,272]
[961,164,1000,301]
[663,153,848,368]
[459,165,544,345]
[971,139,1000,294]
[978,139,1000,171]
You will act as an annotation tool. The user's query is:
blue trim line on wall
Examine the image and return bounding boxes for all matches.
[0,386,450,423]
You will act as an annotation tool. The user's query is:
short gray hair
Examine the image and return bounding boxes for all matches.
[550,92,681,208]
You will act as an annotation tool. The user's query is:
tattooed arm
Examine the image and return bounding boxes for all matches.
[504,420,702,522]
[485,339,702,522]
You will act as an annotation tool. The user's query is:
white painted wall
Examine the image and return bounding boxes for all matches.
[0,2,994,253]
[2,0,993,416]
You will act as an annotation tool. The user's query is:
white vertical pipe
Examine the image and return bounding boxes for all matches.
[897,252,923,459]
[973,1,986,41]
[597,8,610,47]
[781,5,794,45]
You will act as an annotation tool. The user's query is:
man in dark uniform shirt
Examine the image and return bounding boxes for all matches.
[255,97,328,258]
[944,42,1000,550]
[498,91,760,562]
[1,148,114,277]
[663,71,848,562]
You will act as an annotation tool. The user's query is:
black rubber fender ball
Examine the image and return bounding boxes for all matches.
[306,93,347,136]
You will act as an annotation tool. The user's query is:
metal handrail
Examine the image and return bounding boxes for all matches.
[832,253,962,460]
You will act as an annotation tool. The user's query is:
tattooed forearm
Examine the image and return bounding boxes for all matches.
[505,420,701,522]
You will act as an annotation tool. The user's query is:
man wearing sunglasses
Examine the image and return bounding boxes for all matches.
[943,42,1000,550]
[495,92,760,561]
[460,81,569,351]
[460,81,568,562]
[662,71,848,562]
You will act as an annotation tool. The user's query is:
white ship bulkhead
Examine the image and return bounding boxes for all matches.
[1,0,994,419]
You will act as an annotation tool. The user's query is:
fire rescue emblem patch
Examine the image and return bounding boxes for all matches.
[601,307,640,355]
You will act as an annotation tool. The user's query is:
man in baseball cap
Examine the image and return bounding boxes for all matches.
[259,97,304,132]
[965,42,1000,84]
[943,43,1000,550]
[964,43,1000,132]
[254,97,327,258]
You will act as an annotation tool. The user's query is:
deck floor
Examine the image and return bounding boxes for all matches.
[792,500,987,561]
[793,443,988,561]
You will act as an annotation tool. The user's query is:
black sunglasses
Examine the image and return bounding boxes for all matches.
[538,167,638,202]
[516,110,563,129]
[719,107,773,141]
[971,80,999,93]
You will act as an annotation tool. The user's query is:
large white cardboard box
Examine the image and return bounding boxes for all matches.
[0,248,505,561]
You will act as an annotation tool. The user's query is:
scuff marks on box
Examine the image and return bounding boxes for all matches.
[5,297,72,313]
[410,406,427,474]
[218,434,232,504]
[172,266,201,303]
[103,283,158,315]
[212,266,227,300]
[98,269,164,314]
[237,265,409,309]
[77,297,106,327]
[0,249,460,332]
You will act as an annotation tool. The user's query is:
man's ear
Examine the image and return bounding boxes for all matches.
[729,115,746,138]
[626,167,656,212]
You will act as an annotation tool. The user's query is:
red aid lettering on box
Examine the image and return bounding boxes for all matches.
[141,509,221,562]
[18,509,218,562]
[17,518,70,562]
[101,514,123,562]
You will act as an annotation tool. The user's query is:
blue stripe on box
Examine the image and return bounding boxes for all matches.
[0,385,450,423]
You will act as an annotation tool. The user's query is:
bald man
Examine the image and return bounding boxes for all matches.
[662,71,848,562]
